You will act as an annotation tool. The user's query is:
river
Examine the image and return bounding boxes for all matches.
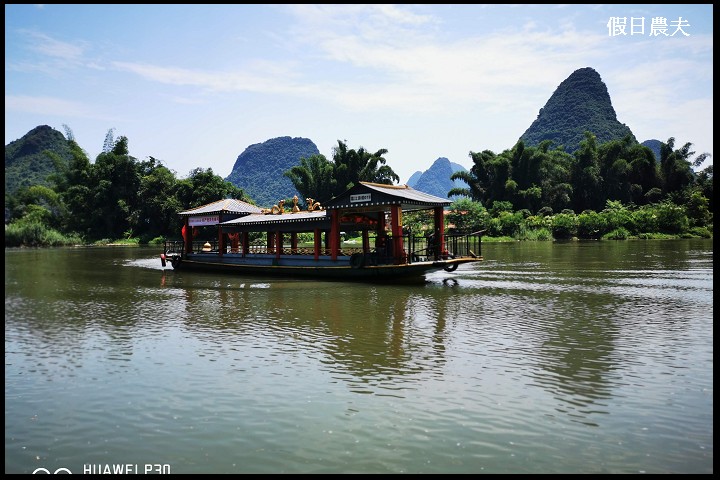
[4,239,713,474]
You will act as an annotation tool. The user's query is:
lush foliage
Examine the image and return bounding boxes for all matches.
[4,127,712,247]
[450,134,711,225]
[441,198,712,242]
[285,140,400,205]
[6,136,251,246]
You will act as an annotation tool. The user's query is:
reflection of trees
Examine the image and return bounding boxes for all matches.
[5,248,176,375]
[532,292,618,425]
[528,240,704,423]
[479,239,706,426]
[316,288,446,385]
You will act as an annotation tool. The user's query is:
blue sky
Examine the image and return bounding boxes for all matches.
[5,4,713,185]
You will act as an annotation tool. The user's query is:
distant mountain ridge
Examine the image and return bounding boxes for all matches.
[406,158,467,199]
[406,171,423,187]
[641,139,662,162]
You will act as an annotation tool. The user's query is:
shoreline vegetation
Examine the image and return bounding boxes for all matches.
[5,131,713,249]
[5,208,712,249]
[3,234,713,250]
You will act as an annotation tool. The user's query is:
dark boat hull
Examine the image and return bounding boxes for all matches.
[165,254,481,281]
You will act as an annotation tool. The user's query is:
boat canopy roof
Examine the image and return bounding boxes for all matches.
[180,183,450,231]
[221,210,329,228]
[178,198,263,217]
[324,182,451,211]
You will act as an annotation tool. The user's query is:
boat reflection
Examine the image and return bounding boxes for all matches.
[164,270,622,416]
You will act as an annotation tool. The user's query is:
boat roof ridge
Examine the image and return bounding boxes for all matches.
[360,181,409,189]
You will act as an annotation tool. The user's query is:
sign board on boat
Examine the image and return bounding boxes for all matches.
[350,193,371,203]
[189,215,220,226]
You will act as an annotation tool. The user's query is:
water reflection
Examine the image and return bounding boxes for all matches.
[156,273,454,394]
[533,299,619,425]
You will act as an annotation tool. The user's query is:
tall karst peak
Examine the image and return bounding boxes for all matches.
[519,67,636,153]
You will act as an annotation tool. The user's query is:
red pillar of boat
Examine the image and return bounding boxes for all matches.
[242,232,249,257]
[330,209,340,261]
[182,219,192,254]
[390,205,404,264]
[217,223,224,257]
[267,231,274,254]
[313,228,321,260]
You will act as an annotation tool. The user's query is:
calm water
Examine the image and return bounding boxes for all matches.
[5,240,713,474]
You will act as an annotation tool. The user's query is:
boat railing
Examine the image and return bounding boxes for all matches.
[442,230,483,260]
[164,240,371,258]
[400,230,483,263]
[164,240,184,255]
[164,231,482,263]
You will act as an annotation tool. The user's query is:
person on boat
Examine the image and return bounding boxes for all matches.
[376,233,387,258]
[181,225,199,253]
[227,232,240,253]
[181,224,190,252]
[426,231,435,258]
[375,233,394,263]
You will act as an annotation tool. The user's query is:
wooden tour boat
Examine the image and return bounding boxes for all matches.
[161,182,483,281]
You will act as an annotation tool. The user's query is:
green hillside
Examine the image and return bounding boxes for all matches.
[520,67,637,153]
[5,125,73,195]
[224,136,319,207]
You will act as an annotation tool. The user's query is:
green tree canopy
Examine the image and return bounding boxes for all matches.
[175,167,250,210]
[284,154,337,205]
[285,140,400,204]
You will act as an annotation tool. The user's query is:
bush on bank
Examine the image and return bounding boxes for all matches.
[5,198,713,247]
[5,220,83,247]
[441,198,712,241]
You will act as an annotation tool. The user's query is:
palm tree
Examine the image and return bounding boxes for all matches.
[449,149,494,201]
[660,137,698,196]
[571,132,603,212]
[331,140,399,194]
[356,145,399,186]
[285,140,400,203]
[284,154,337,204]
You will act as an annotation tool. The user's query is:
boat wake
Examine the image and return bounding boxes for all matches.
[123,256,168,271]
